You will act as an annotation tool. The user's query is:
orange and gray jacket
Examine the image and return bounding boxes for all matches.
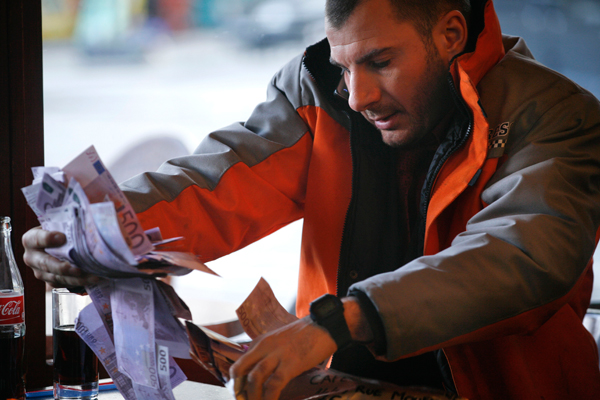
[122,0,600,398]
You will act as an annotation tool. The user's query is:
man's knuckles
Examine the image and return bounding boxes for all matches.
[248,359,275,382]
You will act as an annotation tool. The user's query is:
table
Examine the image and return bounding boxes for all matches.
[26,380,232,400]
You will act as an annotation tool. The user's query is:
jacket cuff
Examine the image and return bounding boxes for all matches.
[347,289,387,355]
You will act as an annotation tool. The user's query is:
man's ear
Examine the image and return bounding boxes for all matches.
[433,10,468,63]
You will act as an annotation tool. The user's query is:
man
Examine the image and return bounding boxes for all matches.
[23,0,600,399]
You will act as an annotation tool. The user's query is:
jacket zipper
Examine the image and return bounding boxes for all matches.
[336,110,359,297]
[418,73,474,254]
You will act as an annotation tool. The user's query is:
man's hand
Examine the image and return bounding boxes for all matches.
[22,226,101,287]
[229,297,374,400]
[229,316,337,400]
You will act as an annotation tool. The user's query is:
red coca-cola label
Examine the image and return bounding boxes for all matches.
[0,295,25,325]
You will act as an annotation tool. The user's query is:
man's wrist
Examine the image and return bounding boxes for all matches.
[345,290,387,354]
[341,296,374,343]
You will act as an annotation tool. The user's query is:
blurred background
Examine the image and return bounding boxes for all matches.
[42,0,600,329]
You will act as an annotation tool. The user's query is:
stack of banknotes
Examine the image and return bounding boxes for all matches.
[188,278,466,400]
[22,146,219,400]
[21,145,218,279]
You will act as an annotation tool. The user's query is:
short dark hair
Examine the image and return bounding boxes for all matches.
[326,0,471,40]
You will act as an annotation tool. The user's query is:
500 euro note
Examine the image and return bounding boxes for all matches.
[111,278,186,399]
[75,303,137,400]
[112,278,159,389]
[62,145,153,256]
[153,283,191,360]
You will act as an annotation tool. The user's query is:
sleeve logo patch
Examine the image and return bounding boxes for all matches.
[487,121,511,158]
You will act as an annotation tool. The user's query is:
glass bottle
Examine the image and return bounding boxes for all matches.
[0,216,26,400]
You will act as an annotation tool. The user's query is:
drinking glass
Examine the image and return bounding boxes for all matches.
[52,288,99,400]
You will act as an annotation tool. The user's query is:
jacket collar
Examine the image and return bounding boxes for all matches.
[453,0,505,87]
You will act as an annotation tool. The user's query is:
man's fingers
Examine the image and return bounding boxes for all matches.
[22,227,66,249]
[230,340,268,379]
[22,226,102,288]
[230,339,291,400]
[262,367,291,400]
[229,319,337,400]
[30,267,98,288]
[23,244,81,277]
[246,357,280,400]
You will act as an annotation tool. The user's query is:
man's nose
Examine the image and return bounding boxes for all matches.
[347,73,381,112]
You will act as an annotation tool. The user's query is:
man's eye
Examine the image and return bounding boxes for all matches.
[371,60,390,69]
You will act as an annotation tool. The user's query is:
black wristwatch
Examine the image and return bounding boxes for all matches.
[309,294,353,351]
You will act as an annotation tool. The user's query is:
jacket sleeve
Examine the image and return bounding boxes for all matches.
[349,79,600,360]
[119,54,314,262]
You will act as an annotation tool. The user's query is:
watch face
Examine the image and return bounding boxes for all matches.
[312,295,340,319]
[318,298,337,316]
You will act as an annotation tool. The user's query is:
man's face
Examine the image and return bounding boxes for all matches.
[326,0,453,147]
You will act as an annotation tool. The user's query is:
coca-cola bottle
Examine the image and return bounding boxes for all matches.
[0,216,25,400]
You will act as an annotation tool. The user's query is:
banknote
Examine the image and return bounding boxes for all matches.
[186,319,249,385]
[139,251,218,276]
[21,182,44,218]
[62,145,153,256]
[86,280,115,337]
[187,278,295,385]
[69,194,141,277]
[90,202,137,266]
[144,227,184,247]
[156,280,192,321]
[156,345,176,400]
[44,179,122,276]
[226,359,466,400]
[36,173,66,214]
[32,166,63,184]
[86,279,187,400]
[236,277,297,339]
[278,368,466,400]
[75,303,137,400]
[130,345,186,400]
[112,278,159,389]
[42,204,79,263]
[132,383,167,400]
[153,281,191,360]
[22,170,68,219]
[23,150,212,279]
[81,205,141,276]
[40,180,158,278]
[185,321,228,383]
[132,381,178,400]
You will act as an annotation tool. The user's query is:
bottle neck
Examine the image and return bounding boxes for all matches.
[0,217,23,293]
[1,217,12,254]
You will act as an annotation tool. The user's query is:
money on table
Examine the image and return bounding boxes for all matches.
[21,146,216,400]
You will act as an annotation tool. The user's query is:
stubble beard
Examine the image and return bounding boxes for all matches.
[379,46,452,149]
